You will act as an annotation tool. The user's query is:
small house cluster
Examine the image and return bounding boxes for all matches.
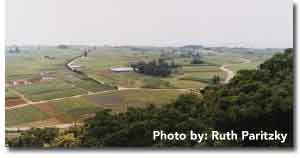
[7,71,56,87]
[8,79,32,86]
[40,71,56,81]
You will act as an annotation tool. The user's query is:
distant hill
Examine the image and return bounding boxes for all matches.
[209,47,284,54]
[181,45,203,49]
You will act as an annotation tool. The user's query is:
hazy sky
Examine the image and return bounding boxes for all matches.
[6,0,293,48]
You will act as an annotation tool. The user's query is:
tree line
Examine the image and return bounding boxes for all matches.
[131,59,180,77]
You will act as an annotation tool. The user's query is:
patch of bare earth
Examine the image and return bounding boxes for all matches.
[32,103,67,124]
[33,103,56,115]
[98,69,113,75]
[97,70,114,79]
[5,98,26,107]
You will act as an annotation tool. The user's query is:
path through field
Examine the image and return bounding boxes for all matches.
[220,57,251,83]
[10,89,33,104]
[6,88,190,110]
[6,54,248,131]
[6,123,84,132]
[220,65,235,83]
[5,88,189,132]
[6,55,248,111]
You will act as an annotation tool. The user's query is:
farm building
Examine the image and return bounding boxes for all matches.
[110,67,133,72]
[69,65,82,71]
[40,71,56,76]
[8,79,32,86]
[41,76,56,81]
[40,71,56,81]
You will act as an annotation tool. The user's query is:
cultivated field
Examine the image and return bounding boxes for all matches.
[6,89,184,127]
[5,46,275,128]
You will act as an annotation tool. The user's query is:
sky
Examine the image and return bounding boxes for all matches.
[6,0,293,48]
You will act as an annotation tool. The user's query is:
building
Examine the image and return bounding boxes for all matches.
[110,67,133,72]
[41,76,56,81]
[9,79,32,86]
[69,65,82,71]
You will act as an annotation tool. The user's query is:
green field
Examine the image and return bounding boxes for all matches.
[5,47,82,80]
[74,51,232,89]
[6,89,184,126]
[6,106,49,126]
[13,80,87,101]
[5,88,19,99]
[49,98,104,122]
[85,89,184,111]
[5,46,274,127]
[226,55,268,73]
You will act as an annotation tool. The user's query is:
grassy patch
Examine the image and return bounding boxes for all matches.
[227,62,260,73]
[162,77,207,89]
[85,89,184,112]
[14,80,87,101]
[5,88,19,99]
[122,89,183,108]
[142,78,173,89]
[49,98,103,122]
[73,78,116,92]
[179,71,226,81]
[6,106,49,126]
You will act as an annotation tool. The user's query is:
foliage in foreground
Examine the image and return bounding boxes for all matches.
[7,49,293,148]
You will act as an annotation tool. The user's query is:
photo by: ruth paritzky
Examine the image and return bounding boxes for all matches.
[5,0,293,148]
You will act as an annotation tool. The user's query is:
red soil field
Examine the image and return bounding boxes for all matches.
[33,103,56,115]
[5,98,26,107]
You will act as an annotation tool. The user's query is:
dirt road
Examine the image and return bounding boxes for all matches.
[10,89,33,104]
[6,123,84,132]
[220,57,251,83]
[6,87,189,110]
[220,65,235,83]
[5,88,189,131]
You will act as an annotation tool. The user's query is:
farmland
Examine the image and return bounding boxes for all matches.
[13,80,87,101]
[6,89,184,127]
[5,45,277,129]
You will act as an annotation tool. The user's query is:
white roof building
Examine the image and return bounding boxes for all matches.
[110,67,133,72]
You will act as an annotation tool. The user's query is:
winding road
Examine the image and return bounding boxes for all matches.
[220,65,235,83]
[6,55,250,131]
[7,55,251,110]
[220,57,251,83]
[6,54,190,110]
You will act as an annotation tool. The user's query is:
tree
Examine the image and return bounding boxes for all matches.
[84,50,88,57]
[7,128,59,147]
[131,59,176,77]
[15,46,20,53]
[191,57,204,64]
[212,75,221,84]
[52,133,81,148]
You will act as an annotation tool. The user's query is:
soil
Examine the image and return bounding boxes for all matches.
[5,98,26,107]
[33,103,56,115]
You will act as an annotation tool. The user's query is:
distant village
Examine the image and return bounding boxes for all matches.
[7,71,56,87]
